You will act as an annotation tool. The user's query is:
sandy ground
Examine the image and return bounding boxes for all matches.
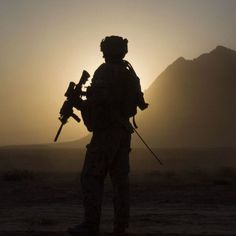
[0,148,236,235]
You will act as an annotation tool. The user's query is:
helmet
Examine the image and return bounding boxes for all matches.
[100,36,128,59]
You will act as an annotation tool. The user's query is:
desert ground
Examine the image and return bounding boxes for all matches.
[0,147,236,236]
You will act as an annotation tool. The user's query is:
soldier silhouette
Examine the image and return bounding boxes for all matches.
[69,36,148,236]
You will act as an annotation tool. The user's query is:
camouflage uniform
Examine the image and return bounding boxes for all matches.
[81,127,131,229]
[72,36,147,235]
[80,62,132,230]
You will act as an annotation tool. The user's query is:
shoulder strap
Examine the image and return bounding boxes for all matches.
[123,60,137,77]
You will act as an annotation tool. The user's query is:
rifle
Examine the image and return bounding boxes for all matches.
[54,70,90,142]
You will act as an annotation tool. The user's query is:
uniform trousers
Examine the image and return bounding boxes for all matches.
[81,126,131,229]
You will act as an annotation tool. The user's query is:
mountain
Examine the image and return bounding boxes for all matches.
[136,46,236,147]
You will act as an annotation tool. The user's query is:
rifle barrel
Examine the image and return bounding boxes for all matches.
[54,123,64,142]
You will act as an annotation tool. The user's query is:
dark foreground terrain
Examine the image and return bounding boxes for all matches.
[0,148,236,235]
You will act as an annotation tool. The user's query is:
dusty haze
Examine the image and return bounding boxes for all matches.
[1,0,236,146]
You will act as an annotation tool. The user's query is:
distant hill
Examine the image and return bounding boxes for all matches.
[0,137,90,149]
[136,46,236,147]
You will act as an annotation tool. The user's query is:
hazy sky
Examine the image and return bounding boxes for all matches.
[1,0,236,146]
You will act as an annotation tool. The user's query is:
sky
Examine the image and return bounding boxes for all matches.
[0,0,236,146]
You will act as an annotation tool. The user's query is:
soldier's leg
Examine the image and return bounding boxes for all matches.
[109,130,131,231]
[80,144,108,231]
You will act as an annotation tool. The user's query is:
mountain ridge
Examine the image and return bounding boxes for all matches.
[138,45,236,148]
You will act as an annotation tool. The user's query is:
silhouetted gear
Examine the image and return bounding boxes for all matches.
[100,35,128,60]
[81,128,131,230]
[72,36,147,235]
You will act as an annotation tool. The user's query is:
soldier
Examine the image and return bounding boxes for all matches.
[69,36,148,236]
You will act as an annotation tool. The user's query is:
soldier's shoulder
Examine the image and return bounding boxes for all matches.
[95,62,129,72]
[94,63,113,74]
[93,62,131,83]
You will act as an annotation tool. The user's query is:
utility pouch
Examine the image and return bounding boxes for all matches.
[81,102,93,132]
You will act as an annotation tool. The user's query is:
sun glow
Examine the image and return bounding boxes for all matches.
[1,0,236,146]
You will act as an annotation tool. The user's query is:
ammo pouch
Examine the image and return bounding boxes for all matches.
[81,103,93,132]
[81,102,112,132]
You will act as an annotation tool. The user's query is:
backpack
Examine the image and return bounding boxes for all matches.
[122,60,148,118]
[81,61,148,131]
